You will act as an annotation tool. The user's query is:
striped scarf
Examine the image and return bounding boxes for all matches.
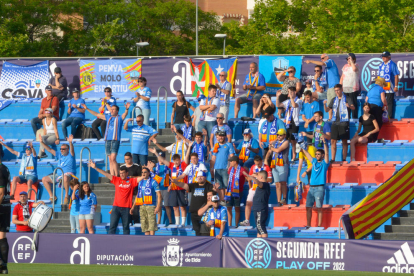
[104,115,120,141]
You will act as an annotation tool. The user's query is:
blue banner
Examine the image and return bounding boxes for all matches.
[80,59,142,98]
[0,61,50,99]
[258,56,303,94]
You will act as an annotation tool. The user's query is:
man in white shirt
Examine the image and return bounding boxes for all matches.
[197,85,220,138]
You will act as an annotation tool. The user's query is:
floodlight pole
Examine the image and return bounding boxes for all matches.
[196,0,198,55]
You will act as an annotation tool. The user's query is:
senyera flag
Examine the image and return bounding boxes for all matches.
[341,158,414,239]
[189,58,238,97]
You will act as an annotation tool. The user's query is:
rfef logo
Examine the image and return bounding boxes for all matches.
[361,58,383,91]
[245,238,272,269]
[12,236,36,263]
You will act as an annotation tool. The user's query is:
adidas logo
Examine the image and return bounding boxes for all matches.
[383,242,414,273]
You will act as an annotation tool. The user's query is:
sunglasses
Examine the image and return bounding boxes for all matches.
[321,57,327,60]
[314,70,320,72]
[315,153,322,156]
[288,71,294,73]
[60,148,68,151]
[136,120,142,123]
[105,91,111,93]
[216,117,224,120]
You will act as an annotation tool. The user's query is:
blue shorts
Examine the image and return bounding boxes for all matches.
[214,169,229,189]
[105,140,120,155]
[169,190,188,207]
[272,165,289,183]
[18,175,38,183]
[240,158,255,169]
[306,185,325,208]
[226,196,241,207]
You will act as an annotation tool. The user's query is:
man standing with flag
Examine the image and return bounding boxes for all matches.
[216,71,232,123]
[235,62,266,119]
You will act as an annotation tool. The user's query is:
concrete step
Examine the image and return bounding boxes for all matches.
[42,225,71,233]
[385,225,414,233]
[89,190,115,197]
[92,197,114,205]
[399,210,414,217]
[90,183,115,191]
[391,217,414,225]
[373,233,414,240]
[158,128,173,135]
[48,218,71,226]
[153,135,177,143]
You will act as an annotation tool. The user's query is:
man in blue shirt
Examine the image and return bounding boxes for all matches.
[62,88,86,139]
[378,51,400,119]
[233,128,260,169]
[84,102,130,176]
[92,87,117,140]
[207,195,229,239]
[124,114,158,166]
[210,113,232,149]
[305,54,340,120]
[130,167,161,235]
[40,134,76,205]
[234,62,266,119]
[300,136,329,229]
[0,141,38,200]
[300,91,321,143]
[211,131,234,204]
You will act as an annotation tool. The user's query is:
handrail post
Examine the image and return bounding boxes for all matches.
[156,86,168,131]
[338,217,342,239]
[80,147,91,183]
[52,167,64,217]
[131,106,142,126]
[27,188,37,202]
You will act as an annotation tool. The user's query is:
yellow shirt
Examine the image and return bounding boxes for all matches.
[299,145,317,167]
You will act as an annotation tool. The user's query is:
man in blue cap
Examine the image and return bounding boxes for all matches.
[378,51,400,118]
[0,141,38,200]
[12,191,45,232]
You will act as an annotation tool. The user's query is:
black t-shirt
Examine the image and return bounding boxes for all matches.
[359,114,376,134]
[120,164,142,177]
[188,181,213,213]
[328,96,353,125]
[252,182,270,211]
[173,101,192,124]
[0,163,11,206]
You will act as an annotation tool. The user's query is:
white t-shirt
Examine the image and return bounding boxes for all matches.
[342,64,360,93]
[200,97,220,122]
[282,98,303,125]
[183,163,208,175]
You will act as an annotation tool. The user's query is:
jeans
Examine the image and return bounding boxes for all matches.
[70,214,80,233]
[344,91,359,119]
[141,109,151,126]
[31,117,43,135]
[197,120,216,138]
[92,118,107,140]
[40,133,57,154]
[62,117,83,138]
[386,93,395,119]
[109,206,131,235]
[133,154,148,166]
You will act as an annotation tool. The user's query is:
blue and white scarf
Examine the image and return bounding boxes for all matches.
[181,125,193,140]
[285,97,298,128]
[332,94,349,122]
[192,142,205,163]
[188,163,199,184]
[218,80,229,106]
[170,141,185,161]
[225,165,241,200]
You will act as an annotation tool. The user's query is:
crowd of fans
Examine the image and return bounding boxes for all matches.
[0,52,398,241]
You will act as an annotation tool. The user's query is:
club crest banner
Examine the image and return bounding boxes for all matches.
[80,59,142,97]
[259,56,303,94]
[0,61,50,99]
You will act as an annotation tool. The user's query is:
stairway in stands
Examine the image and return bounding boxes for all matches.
[374,203,414,240]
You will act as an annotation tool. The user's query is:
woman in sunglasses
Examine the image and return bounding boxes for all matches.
[276,66,302,118]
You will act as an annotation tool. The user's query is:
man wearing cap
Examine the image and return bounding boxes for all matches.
[207,195,229,239]
[225,156,247,227]
[378,51,400,118]
[40,135,76,204]
[305,54,340,121]
[31,85,60,136]
[266,128,289,206]
[12,192,45,232]
[211,131,235,204]
[240,155,272,226]
[233,128,260,169]
[0,141,38,200]
[92,87,117,140]
[216,71,232,123]
[0,151,10,274]
[150,149,188,227]
[340,53,360,119]
[124,114,158,166]
[49,67,68,119]
[242,170,271,238]
[210,113,232,150]
[258,107,285,158]
[234,62,266,119]
[83,102,131,176]
[62,88,85,139]
[171,167,214,236]
[324,84,355,162]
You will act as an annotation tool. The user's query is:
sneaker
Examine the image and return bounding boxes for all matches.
[0,265,8,274]
[219,201,226,207]
[305,226,310,230]
[280,199,286,205]
[240,220,250,226]
[39,152,47,159]
[9,195,14,200]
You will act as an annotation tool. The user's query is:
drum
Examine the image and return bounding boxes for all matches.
[28,204,53,232]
